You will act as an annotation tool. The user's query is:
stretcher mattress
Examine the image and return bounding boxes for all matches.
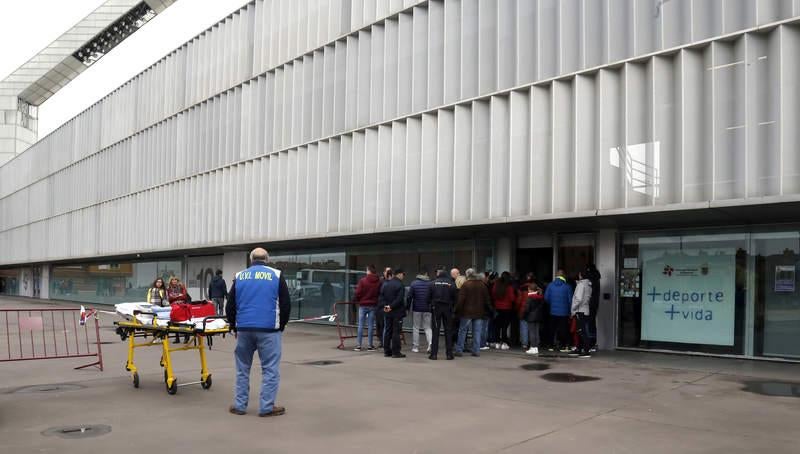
[114,303,228,331]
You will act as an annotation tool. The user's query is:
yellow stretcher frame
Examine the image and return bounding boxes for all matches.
[114,312,230,395]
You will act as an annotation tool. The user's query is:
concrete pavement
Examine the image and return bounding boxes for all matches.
[0,296,798,453]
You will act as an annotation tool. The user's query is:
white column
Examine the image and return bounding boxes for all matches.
[39,265,50,300]
[223,251,249,284]
[595,229,617,350]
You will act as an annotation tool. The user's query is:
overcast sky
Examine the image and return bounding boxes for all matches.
[0,0,249,138]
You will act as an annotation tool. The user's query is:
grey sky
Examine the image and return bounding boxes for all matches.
[0,0,249,138]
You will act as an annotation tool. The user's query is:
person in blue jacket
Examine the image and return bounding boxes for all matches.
[544,269,573,352]
[226,248,291,418]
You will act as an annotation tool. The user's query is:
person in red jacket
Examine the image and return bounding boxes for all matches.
[353,265,381,351]
[491,272,517,350]
[167,276,189,343]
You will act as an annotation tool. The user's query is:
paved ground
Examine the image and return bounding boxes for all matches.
[1,296,799,453]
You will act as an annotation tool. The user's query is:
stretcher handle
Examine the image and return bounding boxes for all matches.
[201,316,228,331]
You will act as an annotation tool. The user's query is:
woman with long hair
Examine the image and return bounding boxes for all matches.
[491,272,517,350]
[167,276,189,343]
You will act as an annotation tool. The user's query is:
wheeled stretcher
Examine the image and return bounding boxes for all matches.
[114,310,230,395]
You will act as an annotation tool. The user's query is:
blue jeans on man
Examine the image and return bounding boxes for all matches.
[356,305,376,347]
[519,319,529,348]
[456,318,483,355]
[233,331,282,414]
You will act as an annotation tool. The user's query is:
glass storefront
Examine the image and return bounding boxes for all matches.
[268,252,348,321]
[0,268,19,296]
[619,228,800,359]
[269,240,494,325]
[51,260,182,305]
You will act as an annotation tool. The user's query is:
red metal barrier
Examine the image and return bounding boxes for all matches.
[333,302,405,350]
[0,308,104,371]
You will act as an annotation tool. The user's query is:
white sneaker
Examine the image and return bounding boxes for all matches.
[500,343,510,350]
[411,347,419,353]
[525,347,539,355]
[480,346,490,351]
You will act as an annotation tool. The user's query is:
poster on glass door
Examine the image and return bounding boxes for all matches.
[641,252,735,346]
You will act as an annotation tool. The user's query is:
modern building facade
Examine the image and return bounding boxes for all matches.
[2,0,800,361]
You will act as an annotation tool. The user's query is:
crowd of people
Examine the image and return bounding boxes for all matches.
[352,264,602,360]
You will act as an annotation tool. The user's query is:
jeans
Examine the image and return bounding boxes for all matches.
[233,331,282,414]
[519,319,529,347]
[356,306,376,347]
[481,317,490,347]
[212,297,225,316]
[456,318,483,354]
[526,321,540,348]
[411,311,433,350]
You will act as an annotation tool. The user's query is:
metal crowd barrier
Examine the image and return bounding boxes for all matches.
[0,308,104,371]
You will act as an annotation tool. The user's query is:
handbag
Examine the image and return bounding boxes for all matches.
[170,303,192,322]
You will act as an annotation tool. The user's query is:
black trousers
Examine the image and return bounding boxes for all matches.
[550,315,570,348]
[383,314,403,356]
[375,309,385,346]
[576,313,591,353]
[494,309,513,344]
[430,303,454,358]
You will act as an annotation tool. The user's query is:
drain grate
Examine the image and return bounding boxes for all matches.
[12,383,86,394]
[303,360,342,366]
[742,381,800,398]
[520,363,551,371]
[42,424,111,439]
[540,372,600,383]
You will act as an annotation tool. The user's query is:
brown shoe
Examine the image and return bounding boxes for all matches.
[258,406,286,417]
[229,406,246,415]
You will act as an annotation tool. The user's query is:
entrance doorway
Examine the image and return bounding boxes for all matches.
[558,234,596,280]
[516,247,553,284]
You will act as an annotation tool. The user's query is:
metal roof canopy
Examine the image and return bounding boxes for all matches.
[0,0,176,106]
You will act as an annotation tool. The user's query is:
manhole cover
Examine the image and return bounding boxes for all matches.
[303,360,342,366]
[520,363,550,371]
[540,372,600,383]
[12,383,87,394]
[42,424,111,439]
[742,381,800,398]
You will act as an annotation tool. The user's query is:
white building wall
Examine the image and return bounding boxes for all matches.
[2,1,800,265]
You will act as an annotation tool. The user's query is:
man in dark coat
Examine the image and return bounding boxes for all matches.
[428,267,457,360]
[380,268,407,358]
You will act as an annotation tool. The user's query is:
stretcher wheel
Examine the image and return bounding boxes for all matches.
[167,379,178,395]
[201,375,212,390]
[132,372,140,388]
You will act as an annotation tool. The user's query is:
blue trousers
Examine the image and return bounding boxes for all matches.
[233,331,282,414]
[456,318,483,354]
[356,306,376,347]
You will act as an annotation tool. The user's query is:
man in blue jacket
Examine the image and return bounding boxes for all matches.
[226,248,291,417]
[406,268,432,354]
[544,269,573,352]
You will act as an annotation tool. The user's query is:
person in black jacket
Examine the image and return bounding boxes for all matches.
[208,269,228,315]
[522,283,546,355]
[428,267,457,360]
[380,268,407,358]
[585,264,601,351]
